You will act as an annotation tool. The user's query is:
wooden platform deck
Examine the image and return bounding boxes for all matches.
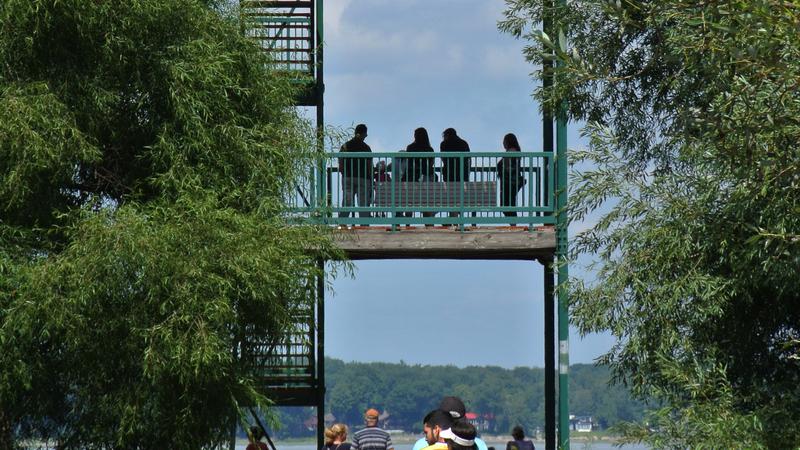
[332,226,556,260]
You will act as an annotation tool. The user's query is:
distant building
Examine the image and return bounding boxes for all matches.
[568,415,594,433]
[378,410,391,429]
[304,415,316,431]
[325,413,337,426]
[465,412,492,432]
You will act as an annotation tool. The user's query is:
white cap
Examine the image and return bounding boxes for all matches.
[439,428,474,447]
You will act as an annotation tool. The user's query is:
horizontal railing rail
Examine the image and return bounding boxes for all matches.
[286,152,556,229]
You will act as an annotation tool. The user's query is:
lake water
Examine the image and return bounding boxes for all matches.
[238,442,650,450]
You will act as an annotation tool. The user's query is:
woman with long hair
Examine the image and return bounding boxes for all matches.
[403,127,437,223]
[496,133,525,224]
[404,127,435,182]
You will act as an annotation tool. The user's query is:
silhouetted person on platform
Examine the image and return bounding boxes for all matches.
[338,124,373,219]
[403,127,435,182]
[496,133,526,224]
[440,128,471,221]
[440,128,471,182]
[403,127,436,223]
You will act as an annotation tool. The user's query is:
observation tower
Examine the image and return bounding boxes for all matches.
[239,1,570,449]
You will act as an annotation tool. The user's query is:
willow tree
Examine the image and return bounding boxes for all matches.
[0,1,340,448]
[501,0,799,448]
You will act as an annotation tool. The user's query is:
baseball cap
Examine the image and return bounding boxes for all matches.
[439,396,466,420]
[365,408,380,419]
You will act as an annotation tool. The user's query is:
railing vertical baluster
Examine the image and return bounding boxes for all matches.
[548,153,555,213]
[528,155,534,229]
[311,151,555,228]
[391,156,397,231]
[459,153,465,231]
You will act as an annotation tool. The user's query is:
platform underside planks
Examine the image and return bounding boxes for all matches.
[332,227,556,260]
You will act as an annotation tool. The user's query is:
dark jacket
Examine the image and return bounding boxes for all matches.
[440,135,471,182]
[403,142,435,182]
[506,440,535,450]
[496,149,524,188]
[339,137,373,179]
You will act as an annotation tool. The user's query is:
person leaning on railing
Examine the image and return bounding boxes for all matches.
[338,123,373,219]
[496,133,526,224]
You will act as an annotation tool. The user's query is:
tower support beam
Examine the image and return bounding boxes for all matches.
[543,258,556,450]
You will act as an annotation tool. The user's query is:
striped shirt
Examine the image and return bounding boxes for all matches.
[351,426,393,450]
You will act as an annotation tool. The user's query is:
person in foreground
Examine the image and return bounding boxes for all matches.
[352,408,394,450]
[441,420,478,450]
[246,426,269,450]
[322,423,351,450]
[412,397,488,450]
[505,425,535,450]
[420,409,455,450]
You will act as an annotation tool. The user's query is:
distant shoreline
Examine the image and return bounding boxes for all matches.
[264,432,625,446]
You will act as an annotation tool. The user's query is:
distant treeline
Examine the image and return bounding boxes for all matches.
[271,358,645,438]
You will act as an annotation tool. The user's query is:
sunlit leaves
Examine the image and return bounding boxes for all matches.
[0,0,342,448]
[502,0,800,447]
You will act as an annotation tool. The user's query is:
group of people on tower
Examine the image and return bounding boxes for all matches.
[337,124,526,220]
[315,397,535,450]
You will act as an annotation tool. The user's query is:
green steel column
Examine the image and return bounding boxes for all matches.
[556,113,569,450]
[542,0,556,448]
[315,2,326,449]
[543,258,556,450]
[555,3,570,446]
[316,259,326,450]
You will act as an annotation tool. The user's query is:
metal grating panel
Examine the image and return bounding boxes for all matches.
[240,0,315,77]
[241,302,317,391]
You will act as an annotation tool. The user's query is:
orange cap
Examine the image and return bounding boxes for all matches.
[365,408,380,419]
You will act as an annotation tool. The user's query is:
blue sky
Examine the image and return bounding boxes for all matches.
[318,0,613,368]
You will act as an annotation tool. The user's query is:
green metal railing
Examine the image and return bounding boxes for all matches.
[287,151,556,229]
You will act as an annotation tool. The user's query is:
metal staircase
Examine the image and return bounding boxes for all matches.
[237,0,324,408]
[240,0,320,105]
[240,299,319,405]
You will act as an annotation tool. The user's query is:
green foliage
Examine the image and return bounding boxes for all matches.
[277,359,643,437]
[0,0,342,448]
[501,0,800,448]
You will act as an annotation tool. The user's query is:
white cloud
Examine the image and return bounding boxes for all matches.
[324,0,353,39]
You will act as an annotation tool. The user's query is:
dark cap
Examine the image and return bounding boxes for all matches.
[424,409,454,430]
[355,124,368,136]
[439,396,466,420]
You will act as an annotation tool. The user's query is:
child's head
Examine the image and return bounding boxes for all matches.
[377,161,387,171]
